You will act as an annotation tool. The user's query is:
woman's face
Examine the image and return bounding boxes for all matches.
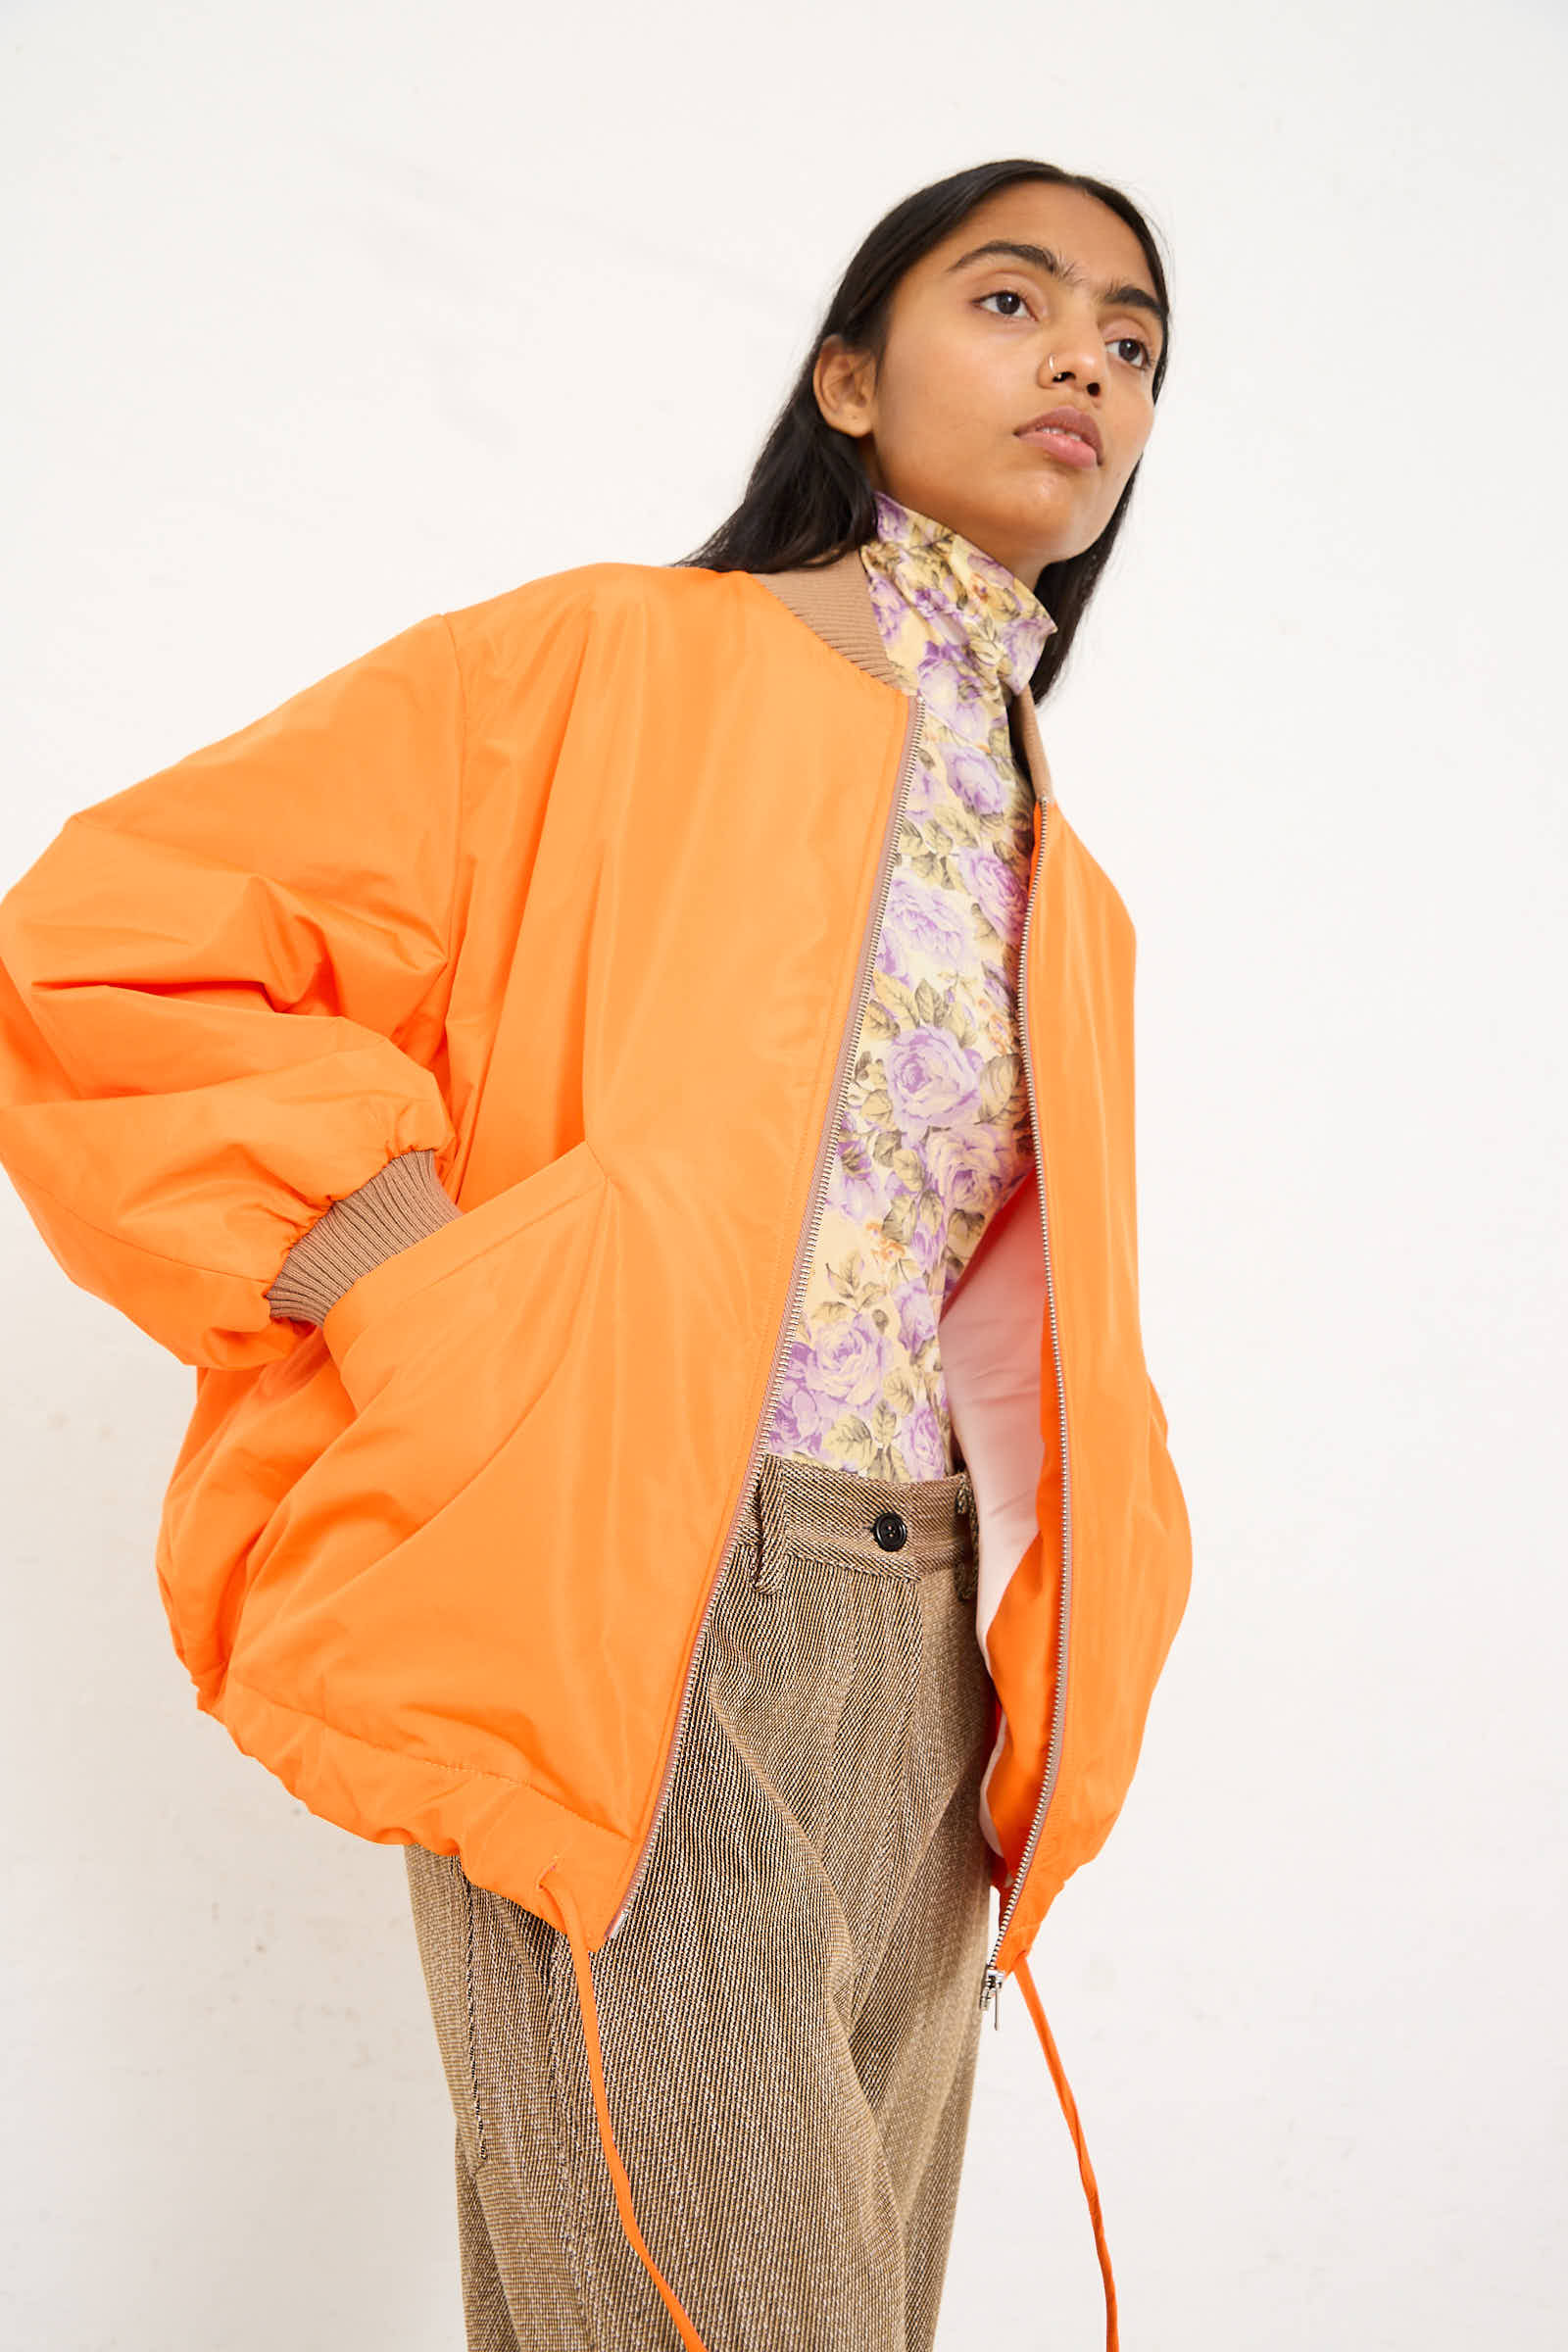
[813,181,1165,589]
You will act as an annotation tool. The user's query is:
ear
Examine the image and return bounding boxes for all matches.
[812,334,877,440]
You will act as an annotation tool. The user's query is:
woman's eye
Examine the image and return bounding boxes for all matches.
[977,288,1032,319]
[1111,333,1154,371]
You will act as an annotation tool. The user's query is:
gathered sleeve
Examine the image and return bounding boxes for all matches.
[0,611,469,1369]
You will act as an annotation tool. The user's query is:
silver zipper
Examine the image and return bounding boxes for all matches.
[979,790,1073,2028]
[607,695,927,1942]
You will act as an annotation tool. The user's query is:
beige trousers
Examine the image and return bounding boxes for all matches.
[403,1447,996,2351]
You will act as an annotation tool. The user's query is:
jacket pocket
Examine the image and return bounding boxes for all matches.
[229,1139,612,1753]
[320,1140,606,1417]
[270,1139,611,1552]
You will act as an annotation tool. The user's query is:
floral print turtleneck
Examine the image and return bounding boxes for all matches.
[760,489,1056,1483]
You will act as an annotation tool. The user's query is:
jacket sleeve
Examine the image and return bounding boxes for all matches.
[0,610,470,1370]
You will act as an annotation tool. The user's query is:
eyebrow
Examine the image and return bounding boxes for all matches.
[943,238,1167,344]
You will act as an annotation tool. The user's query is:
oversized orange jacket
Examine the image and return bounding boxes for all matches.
[0,545,1191,2349]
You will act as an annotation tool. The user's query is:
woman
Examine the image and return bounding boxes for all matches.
[0,158,1192,2351]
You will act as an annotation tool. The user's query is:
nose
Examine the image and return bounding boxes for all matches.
[1044,350,1102,394]
[1041,306,1103,394]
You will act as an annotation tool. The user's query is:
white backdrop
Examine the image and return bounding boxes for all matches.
[2,4,1564,2347]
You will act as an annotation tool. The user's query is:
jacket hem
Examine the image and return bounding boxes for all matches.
[218,1666,636,1926]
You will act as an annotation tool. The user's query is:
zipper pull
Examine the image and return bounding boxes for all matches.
[981,1964,1004,2030]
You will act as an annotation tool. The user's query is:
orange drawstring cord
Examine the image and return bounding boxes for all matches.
[1014,1952,1119,2350]
[536,1856,1115,2352]
[535,1858,715,2352]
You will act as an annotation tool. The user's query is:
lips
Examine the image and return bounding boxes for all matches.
[1016,405,1102,463]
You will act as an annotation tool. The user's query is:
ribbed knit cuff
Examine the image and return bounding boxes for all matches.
[265,1149,464,1327]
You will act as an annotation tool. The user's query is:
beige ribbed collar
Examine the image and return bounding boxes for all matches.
[749,544,1056,809]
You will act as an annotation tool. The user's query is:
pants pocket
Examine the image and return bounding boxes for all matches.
[403,1843,491,2177]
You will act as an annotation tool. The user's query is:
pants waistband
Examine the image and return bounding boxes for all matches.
[732,1448,976,1581]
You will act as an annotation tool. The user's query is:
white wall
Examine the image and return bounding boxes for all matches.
[2,3,1563,2346]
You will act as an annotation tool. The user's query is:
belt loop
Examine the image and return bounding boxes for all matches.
[954,1470,978,1600]
[754,1453,791,1594]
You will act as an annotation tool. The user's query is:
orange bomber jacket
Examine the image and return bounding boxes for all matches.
[0,545,1192,2351]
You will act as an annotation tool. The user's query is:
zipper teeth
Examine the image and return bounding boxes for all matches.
[607,696,926,1942]
[981,790,1073,2011]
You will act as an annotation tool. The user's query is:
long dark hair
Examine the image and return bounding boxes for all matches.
[673,159,1172,705]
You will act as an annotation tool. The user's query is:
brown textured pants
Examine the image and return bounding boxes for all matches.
[403,1448,996,2351]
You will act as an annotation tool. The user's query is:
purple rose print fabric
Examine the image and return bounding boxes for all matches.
[760,489,1056,1482]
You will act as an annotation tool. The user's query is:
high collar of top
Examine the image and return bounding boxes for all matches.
[860,488,1057,704]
